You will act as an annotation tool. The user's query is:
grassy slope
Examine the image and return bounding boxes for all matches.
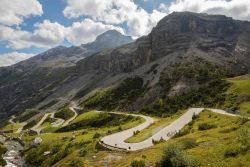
[226,75,250,115]
[21,111,144,167]
[1,123,22,131]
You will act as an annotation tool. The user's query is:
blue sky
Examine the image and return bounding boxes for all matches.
[0,0,172,55]
[0,0,249,66]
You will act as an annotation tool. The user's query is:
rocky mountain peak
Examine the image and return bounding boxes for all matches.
[82,30,133,51]
[154,12,238,35]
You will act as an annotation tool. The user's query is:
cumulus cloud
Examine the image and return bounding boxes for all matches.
[0,0,43,26]
[160,0,250,21]
[63,0,166,37]
[0,19,124,49]
[65,19,124,45]
[0,52,34,67]
[0,20,66,49]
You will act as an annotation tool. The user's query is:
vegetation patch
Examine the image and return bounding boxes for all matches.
[0,144,7,166]
[84,77,146,110]
[13,109,39,122]
[198,123,217,131]
[56,112,142,132]
[55,108,74,120]
[142,79,230,116]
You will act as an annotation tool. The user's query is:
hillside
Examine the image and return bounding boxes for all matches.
[0,12,250,121]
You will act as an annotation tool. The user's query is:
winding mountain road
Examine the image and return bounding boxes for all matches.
[31,113,50,134]
[62,102,80,127]
[100,108,247,151]
[50,112,65,127]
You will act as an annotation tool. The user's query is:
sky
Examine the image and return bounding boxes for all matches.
[0,0,250,66]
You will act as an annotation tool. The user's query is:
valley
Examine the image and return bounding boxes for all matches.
[0,12,250,167]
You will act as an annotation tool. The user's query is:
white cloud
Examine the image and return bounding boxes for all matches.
[0,20,66,49]
[65,19,124,45]
[160,0,250,21]
[0,0,43,26]
[0,52,34,67]
[0,19,124,49]
[63,0,166,37]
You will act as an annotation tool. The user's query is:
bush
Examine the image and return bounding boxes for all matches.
[54,108,74,120]
[219,127,238,133]
[0,144,7,166]
[192,113,199,120]
[69,158,84,167]
[133,130,140,135]
[160,144,187,167]
[131,158,145,167]
[180,138,198,150]
[93,133,101,139]
[198,123,217,131]
[174,126,192,138]
[238,128,250,151]
[237,116,249,125]
[224,146,241,157]
[79,149,87,157]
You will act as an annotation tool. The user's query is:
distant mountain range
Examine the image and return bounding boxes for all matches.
[0,12,250,120]
[16,30,133,68]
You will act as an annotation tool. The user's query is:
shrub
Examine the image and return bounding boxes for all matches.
[238,128,250,150]
[131,158,145,167]
[0,144,7,166]
[192,113,199,120]
[219,127,238,133]
[180,138,198,150]
[69,158,84,167]
[174,126,192,138]
[54,108,74,120]
[198,123,217,131]
[160,144,187,167]
[224,146,241,157]
[79,148,87,157]
[93,133,101,139]
[133,130,140,135]
[237,116,249,125]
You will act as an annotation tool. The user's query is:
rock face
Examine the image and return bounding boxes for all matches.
[0,12,250,119]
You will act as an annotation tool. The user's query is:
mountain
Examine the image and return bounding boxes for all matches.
[16,30,133,68]
[0,12,250,120]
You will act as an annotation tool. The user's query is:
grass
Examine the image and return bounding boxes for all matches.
[226,75,250,115]
[6,108,250,167]
[54,108,74,120]
[125,111,184,143]
[227,75,250,95]
[20,110,145,167]
[72,111,100,124]
[240,101,250,115]
[1,123,22,131]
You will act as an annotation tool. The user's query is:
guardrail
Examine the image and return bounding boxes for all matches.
[97,141,128,152]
